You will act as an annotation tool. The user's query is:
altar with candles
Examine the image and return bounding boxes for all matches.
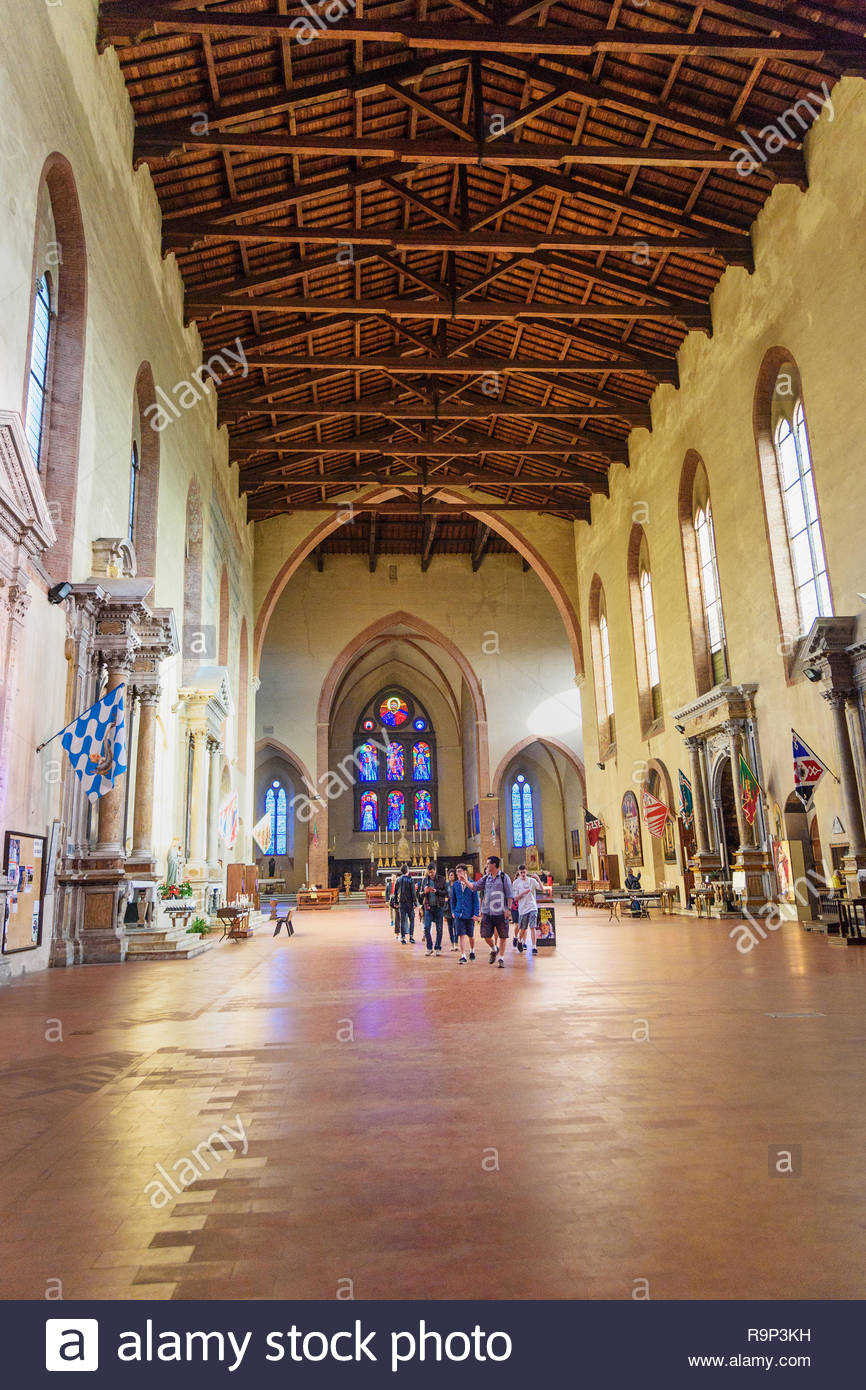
[369,820,439,876]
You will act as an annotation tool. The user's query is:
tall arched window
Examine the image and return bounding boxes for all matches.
[695,501,726,682]
[754,351,833,674]
[588,575,615,758]
[353,689,438,831]
[510,774,535,848]
[25,273,52,466]
[628,525,663,735]
[265,780,288,856]
[679,453,728,694]
[25,155,88,581]
[128,441,139,542]
[775,400,832,633]
[640,567,661,718]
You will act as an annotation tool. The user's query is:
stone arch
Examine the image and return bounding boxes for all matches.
[330,635,462,733]
[308,611,490,880]
[253,489,584,679]
[131,361,160,575]
[491,735,586,800]
[24,153,88,580]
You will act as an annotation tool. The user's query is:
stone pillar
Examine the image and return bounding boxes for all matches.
[0,576,31,828]
[187,727,210,870]
[130,688,160,869]
[206,738,222,870]
[95,661,130,860]
[824,689,866,891]
[309,720,330,885]
[685,737,711,855]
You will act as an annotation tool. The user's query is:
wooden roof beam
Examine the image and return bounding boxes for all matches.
[232,351,678,378]
[472,523,492,572]
[133,126,806,183]
[420,516,439,572]
[99,10,866,67]
[368,512,379,573]
[187,293,710,326]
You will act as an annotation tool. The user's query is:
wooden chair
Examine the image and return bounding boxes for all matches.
[272,902,295,937]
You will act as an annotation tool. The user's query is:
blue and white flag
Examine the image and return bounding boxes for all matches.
[60,685,128,802]
[792,728,832,809]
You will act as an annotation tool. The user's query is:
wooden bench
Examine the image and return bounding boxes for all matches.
[296,888,339,911]
[365,885,388,908]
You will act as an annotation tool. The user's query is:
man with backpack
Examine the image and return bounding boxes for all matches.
[479,855,513,969]
[391,864,418,944]
[420,863,448,955]
[450,863,480,964]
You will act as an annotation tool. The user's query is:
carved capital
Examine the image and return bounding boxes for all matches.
[823,687,856,709]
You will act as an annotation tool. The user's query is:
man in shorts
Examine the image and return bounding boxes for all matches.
[450,863,480,963]
[479,855,513,968]
[513,863,543,954]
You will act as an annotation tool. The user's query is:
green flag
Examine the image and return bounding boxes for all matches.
[739,752,761,826]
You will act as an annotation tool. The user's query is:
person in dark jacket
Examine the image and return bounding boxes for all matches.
[449,863,480,963]
[392,865,418,944]
[420,863,447,955]
[625,868,643,917]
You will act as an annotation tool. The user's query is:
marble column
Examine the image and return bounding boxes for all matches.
[206,738,222,870]
[131,688,160,866]
[187,727,210,867]
[685,737,711,855]
[96,662,129,858]
[824,689,866,857]
[0,576,31,829]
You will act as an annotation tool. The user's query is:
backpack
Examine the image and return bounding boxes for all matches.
[434,873,449,909]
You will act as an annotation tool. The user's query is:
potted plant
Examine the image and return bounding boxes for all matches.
[186,917,210,936]
[157,880,194,901]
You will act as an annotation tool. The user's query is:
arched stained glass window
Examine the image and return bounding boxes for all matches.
[25,273,52,467]
[265,780,288,856]
[414,790,432,830]
[360,791,378,831]
[511,774,535,848]
[412,741,431,780]
[357,742,378,782]
[356,689,437,832]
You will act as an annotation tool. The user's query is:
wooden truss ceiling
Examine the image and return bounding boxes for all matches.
[100,0,864,529]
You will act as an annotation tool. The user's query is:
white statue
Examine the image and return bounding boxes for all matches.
[165,839,181,886]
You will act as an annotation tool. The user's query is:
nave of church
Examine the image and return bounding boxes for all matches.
[2,0,866,1306]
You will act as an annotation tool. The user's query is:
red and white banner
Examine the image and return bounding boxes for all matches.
[642,790,671,839]
[218,791,239,849]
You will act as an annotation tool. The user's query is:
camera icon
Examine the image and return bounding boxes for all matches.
[45,1319,99,1371]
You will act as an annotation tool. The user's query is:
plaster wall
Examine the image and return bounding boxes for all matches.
[575,78,866,893]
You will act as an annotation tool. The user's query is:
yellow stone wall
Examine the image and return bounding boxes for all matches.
[575,77,866,894]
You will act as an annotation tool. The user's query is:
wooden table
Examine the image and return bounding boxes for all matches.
[216,905,251,942]
[603,893,662,921]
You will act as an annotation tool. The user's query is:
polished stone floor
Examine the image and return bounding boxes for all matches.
[0,904,863,1301]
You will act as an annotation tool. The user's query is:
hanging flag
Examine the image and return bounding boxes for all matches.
[252,811,273,856]
[642,790,670,838]
[59,685,127,803]
[218,791,239,848]
[678,769,694,828]
[491,816,497,843]
[311,819,320,848]
[792,729,833,809]
[739,752,761,826]
[584,807,602,848]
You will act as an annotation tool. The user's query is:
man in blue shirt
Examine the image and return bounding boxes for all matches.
[449,863,480,964]
[479,855,514,968]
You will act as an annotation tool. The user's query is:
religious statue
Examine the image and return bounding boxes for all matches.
[165,838,182,887]
[396,817,410,863]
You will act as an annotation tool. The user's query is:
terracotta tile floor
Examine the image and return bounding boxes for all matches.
[1,905,864,1301]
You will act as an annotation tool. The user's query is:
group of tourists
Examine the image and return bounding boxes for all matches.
[389,856,544,968]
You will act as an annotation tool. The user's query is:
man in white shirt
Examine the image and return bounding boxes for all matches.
[513,864,543,955]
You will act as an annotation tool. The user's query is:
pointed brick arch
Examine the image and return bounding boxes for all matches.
[254,488,583,680]
[491,736,586,799]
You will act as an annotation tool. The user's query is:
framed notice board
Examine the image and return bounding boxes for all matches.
[3,830,47,953]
